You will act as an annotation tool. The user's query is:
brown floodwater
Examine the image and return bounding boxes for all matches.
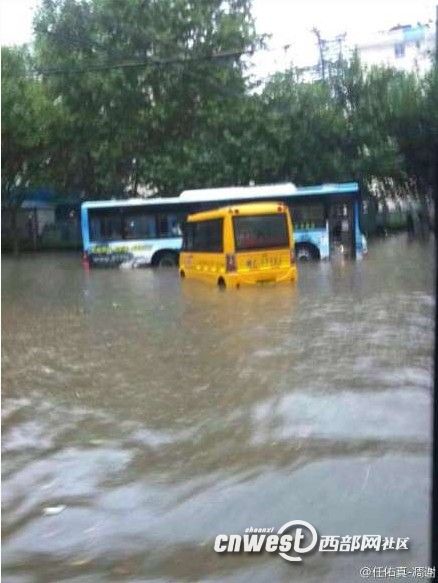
[1,234,435,582]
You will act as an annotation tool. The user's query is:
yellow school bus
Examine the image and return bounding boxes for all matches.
[179,202,298,288]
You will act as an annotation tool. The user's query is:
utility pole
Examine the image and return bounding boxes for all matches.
[312,27,326,81]
[335,33,346,63]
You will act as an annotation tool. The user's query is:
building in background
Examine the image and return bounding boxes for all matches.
[1,189,83,252]
[354,23,435,74]
[294,21,436,83]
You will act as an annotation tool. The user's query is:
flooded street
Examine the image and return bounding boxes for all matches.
[2,235,435,582]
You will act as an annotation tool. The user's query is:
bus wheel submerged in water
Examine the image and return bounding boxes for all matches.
[152,250,179,268]
[295,243,320,262]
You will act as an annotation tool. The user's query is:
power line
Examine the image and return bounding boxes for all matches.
[36,49,249,75]
[31,42,293,77]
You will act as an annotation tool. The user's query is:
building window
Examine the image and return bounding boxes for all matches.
[394,43,405,58]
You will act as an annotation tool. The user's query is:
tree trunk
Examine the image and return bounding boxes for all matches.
[32,208,38,251]
[11,206,20,256]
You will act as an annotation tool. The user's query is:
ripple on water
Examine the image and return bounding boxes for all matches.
[1,239,434,581]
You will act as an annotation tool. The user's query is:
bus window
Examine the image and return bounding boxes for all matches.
[233,214,289,250]
[157,214,184,238]
[182,223,193,251]
[123,211,156,240]
[169,215,184,237]
[89,209,123,242]
[290,204,325,230]
[184,219,223,252]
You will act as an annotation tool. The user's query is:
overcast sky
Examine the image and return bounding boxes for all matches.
[1,0,436,77]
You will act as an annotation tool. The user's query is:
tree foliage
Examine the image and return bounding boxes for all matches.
[1,46,59,206]
[1,0,437,205]
[32,0,259,196]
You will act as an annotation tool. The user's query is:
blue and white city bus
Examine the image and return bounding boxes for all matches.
[81,182,367,267]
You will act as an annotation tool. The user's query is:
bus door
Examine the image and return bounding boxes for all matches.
[328,201,355,258]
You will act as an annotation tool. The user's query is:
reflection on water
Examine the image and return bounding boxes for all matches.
[2,235,435,582]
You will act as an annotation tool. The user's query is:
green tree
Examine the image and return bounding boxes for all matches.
[4,1,436,220]
[1,46,59,253]
[256,55,434,195]
[258,70,350,184]
[385,67,438,194]
[33,0,260,197]
[326,55,403,185]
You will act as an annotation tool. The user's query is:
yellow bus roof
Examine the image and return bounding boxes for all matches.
[186,202,288,222]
